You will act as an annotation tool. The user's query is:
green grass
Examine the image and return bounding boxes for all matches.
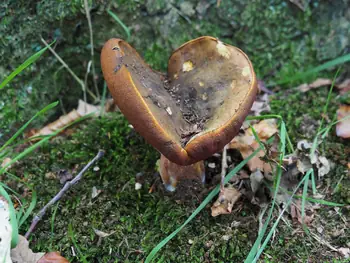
[107,10,131,41]
[0,41,54,90]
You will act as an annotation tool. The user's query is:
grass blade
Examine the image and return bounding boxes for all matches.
[244,121,287,262]
[0,101,59,152]
[0,184,19,248]
[19,189,37,227]
[267,53,350,87]
[252,170,313,262]
[301,170,310,233]
[107,10,131,41]
[0,41,54,90]
[0,113,95,175]
[68,223,88,263]
[310,68,340,163]
[246,115,294,153]
[144,138,273,263]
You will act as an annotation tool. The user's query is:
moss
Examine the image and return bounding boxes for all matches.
[12,114,257,262]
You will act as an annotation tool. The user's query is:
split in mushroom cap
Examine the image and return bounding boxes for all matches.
[101,36,257,166]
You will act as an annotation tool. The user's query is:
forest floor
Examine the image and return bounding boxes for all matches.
[1,1,350,262]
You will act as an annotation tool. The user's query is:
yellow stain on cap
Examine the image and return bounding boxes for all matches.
[182,61,194,72]
[242,66,250,77]
[216,41,231,58]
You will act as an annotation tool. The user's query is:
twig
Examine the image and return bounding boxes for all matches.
[219,145,228,200]
[25,150,105,239]
[310,231,339,252]
[84,0,100,100]
[40,37,97,102]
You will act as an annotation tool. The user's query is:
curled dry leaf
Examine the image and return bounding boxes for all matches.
[30,100,100,138]
[0,197,12,263]
[337,79,350,95]
[250,170,264,193]
[250,93,270,116]
[297,78,332,92]
[289,0,309,11]
[339,247,350,259]
[10,235,45,263]
[290,200,314,226]
[336,105,350,139]
[10,235,70,263]
[211,187,241,217]
[1,157,12,171]
[229,119,278,173]
[93,228,116,238]
[37,252,70,263]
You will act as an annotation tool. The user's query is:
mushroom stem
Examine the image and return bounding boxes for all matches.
[159,154,205,192]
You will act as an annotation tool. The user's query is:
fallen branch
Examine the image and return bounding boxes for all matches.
[25,150,105,239]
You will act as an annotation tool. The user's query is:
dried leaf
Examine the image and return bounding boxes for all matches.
[229,119,278,173]
[57,170,72,185]
[317,156,330,178]
[0,197,12,263]
[290,200,314,225]
[289,0,309,11]
[1,157,12,171]
[91,186,101,199]
[250,170,264,193]
[37,252,70,263]
[250,93,270,116]
[337,79,350,95]
[339,247,350,259]
[297,78,332,92]
[211,187,241,217]
[336,105,350,139]
[10,235,45,263]
[30,100,100,138]
[93,228,115,238]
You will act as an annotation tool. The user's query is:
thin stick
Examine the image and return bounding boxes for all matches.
[25,150,105,239]
[84,0,100,100]
[40,37,97,102]
[219,145,228,199]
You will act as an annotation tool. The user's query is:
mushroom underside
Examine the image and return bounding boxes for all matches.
[117,38,254,147]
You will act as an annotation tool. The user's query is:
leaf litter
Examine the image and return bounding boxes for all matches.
[1,198,69,263]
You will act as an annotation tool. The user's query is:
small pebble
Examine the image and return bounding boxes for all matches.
[135,182,142,190]
[208,163,216,168]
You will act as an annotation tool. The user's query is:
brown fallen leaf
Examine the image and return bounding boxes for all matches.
[338,247,350,259]
[250,93,270,116]
[211,186,241,217]
[1,157,12,170]
[337,79,350,95]
[289,0,309,11]
[290,200,314,226]
[10,235,70,263]
[297,78,332,92]
[229,119,278,173]
[336,105,350,139]
[10,235,45,263]
[30,100,100,138]
[37,252,70,263]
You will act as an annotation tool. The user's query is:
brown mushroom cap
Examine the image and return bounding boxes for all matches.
[101,36,257,165]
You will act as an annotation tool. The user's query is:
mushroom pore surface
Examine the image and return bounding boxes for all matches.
[101,36,257,165]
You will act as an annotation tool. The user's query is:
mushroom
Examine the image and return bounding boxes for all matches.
[101,36,257,191]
